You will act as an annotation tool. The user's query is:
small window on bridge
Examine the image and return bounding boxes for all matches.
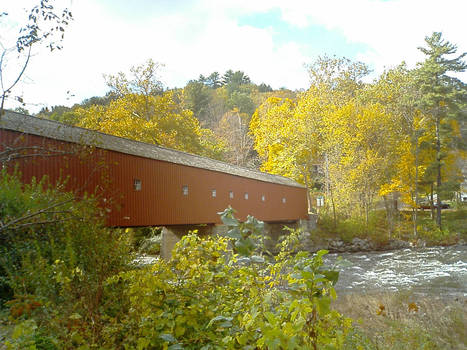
[212,189,216,197]
[182,185,188,196]
[244,193,249,200]
[229,191,234,199]
[282,197,286,204]
[134,179,142,191]
[261,195,266,202]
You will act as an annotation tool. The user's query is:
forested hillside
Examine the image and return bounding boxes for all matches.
[37,63,290,167]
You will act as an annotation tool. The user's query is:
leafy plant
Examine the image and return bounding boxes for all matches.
[0,170,133,346]
[102,209,350,349]
[4,319,58,350]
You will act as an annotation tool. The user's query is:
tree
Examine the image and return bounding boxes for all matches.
[361,65,427,236]
[257,83,273,93]
[105,59,163,98]
[251,57,371,215]
[250,95,322,212]
[104,58,163,121]
[325,102,398,227]
[206,72,222,88]
[306,55,369,105]
[217,108,257,167]
[183,80,212,125]
[251,56,409,233]
[222,70,251,93]
[227,91,256,116]
[415,32,467,228]
[0,0,72,115]
[76,90,225,158]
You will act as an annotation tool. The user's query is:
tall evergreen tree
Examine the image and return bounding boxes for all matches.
[415,32,467,228]
[206,72,222,88]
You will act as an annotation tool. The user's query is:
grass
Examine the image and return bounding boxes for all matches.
[336,292,467,349]
[316,207,467,247]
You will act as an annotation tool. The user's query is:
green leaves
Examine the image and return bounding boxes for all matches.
[219,206,264,257]
[414,32,467,228]
[233,237,255,257]
[159,333,176,342]
[316,249,329,258]
[321,270,340,286]
[208,316,233,329]
[219,207,240,227]
[107,212,350,349]
[0,171,133,349]
[0,207,348,349]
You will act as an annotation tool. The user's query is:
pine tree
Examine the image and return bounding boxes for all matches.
[415,32,467,228]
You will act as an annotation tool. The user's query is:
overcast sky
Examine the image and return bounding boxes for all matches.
[2,0,467,113]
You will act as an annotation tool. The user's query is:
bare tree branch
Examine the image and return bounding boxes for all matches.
[5,216,81,231]
[0,198,75,233]
[0,47,7,94]
[0,46,31,115]
[0,1,73,115]
[0,144,74,163]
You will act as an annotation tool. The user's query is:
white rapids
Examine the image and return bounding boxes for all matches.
[324,245,467,297]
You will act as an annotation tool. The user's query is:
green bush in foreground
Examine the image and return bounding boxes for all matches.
[0,170,133,347]
[100,207,351,349]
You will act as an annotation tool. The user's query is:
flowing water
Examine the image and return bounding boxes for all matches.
[325,245,467,297]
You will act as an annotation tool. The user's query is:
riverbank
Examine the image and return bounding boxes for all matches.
[335,292,467,349]
[304,234,466,254]
[310,207,467,253]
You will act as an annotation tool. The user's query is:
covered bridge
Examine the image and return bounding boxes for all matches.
[1,111,309,231]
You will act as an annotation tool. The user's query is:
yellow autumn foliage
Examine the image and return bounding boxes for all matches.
[76,91,225,158]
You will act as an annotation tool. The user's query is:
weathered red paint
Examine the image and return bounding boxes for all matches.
[1,128,309,226]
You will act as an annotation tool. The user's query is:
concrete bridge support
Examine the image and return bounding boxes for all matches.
[160,215,317,259]
[160,224,213,260]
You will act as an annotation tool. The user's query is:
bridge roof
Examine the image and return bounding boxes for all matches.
[1,111,304,188]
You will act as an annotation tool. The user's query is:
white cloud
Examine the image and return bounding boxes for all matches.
[3,0,312,111]
[2,0,466,113]
[277,0,467,75]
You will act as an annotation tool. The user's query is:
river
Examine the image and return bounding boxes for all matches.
[325,245,467,297]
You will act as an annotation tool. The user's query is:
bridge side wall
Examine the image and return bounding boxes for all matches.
[1,129,309,227]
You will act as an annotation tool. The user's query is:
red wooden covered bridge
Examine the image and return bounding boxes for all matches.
[1,111,309,232]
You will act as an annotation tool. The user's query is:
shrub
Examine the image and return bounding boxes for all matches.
[3,319,59,350]
[102,207,351,349]
[0,170,133,346]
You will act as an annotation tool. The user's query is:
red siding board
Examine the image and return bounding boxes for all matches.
[1,129,308,226]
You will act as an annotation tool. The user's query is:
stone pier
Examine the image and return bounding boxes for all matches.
[160,215,317,259]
